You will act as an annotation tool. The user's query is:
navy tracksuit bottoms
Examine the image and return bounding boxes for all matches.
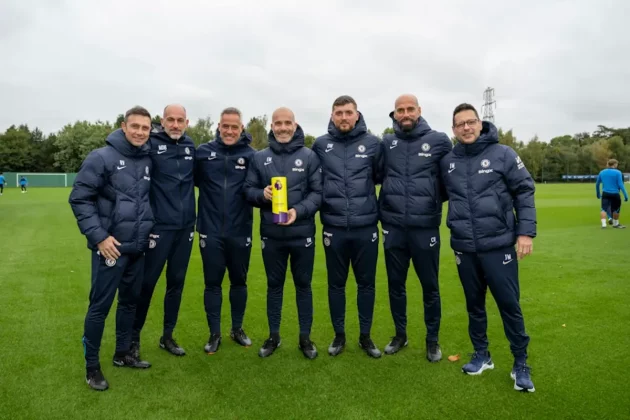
[132,228,194,343]
[83,251,144,370]
[261,236,315,336]
[199,234,252,335]
[322,225,379,336]
[383,226,441,342]
[454,246,530,359]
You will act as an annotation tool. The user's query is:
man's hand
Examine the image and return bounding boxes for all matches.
[263,185,273,201]
[516,235,533,260]
[97,236,121,260]
[278,208,297,226]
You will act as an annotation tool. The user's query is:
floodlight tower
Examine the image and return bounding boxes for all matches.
[481,87,496,123]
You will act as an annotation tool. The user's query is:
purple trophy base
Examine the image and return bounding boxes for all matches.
[274,212,288,223]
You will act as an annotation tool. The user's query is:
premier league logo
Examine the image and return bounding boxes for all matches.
[274,180,283,190]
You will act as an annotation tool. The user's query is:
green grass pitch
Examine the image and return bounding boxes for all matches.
[0,184,627,419]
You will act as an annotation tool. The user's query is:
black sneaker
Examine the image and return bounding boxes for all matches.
[613,224,626,229]
[230,328,252,347]
[258,336,281,358]
[86,369,109,391]
[328,334,346,356]
[129,341,140,360]
[204,333,221,354]
[426,340,442,362]
[384,335,408,355]
[299,337,318,359]
[359,335,382,359]
[112,353,151,369]
[160,336,186,356]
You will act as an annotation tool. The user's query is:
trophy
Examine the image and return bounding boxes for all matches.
[272,176,288,224]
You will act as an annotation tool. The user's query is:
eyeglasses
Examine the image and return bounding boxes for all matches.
[454,119,479,129]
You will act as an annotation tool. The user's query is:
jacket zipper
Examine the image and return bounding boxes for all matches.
[465,152,478,251]
[222,150,229,235]
[176,140,184,228]
[344,142,349,231]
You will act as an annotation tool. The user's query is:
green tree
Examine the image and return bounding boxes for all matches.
[54,121,114,172]
[186,117,215,147]
[0,125,33,171]
[246,116,269,150]
[304,134,316,148]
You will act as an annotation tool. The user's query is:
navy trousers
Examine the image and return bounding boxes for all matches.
[83,251,144,370]
[383,226,441,341]
[322,225,379,336]
[199,235,252,335]
[261,236,315,336]
[454,246,530,359]
[132,228,194,343]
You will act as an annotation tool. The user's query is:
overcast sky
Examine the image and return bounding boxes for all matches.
[1,0,629,142]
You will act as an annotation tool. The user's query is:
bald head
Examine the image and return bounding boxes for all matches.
[163,104,187,116]
[161,104,189,140]
[272,107,295,123]
[393,94,421,132]
[395,94,419,108]
[271,107,297,143]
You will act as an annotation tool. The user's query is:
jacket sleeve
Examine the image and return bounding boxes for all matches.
[619,171,629,201]
[595,173,602,198]
[373,139,385,185]
[294,152,323,220]
[244,155,268,207]
[503,147,536,238]
[68,151,110,247]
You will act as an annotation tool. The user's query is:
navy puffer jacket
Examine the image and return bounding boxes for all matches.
[440,121,536,253]
[195,131,256,237]
[69,129,154,254]
[379,115,452,229]
[312,112,383,229]
[244,125,322,239]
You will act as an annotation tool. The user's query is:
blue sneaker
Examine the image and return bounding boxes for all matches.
[462,351,494,375]
[511,363,535,392]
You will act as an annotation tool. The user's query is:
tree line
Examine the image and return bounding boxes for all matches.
[0,112,629,182]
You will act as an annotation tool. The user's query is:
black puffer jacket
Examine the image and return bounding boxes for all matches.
[312,112,382,229]
[379,115,452,229]
[440,121,537,253]
[244,125,322,239]
[69,129,154,253]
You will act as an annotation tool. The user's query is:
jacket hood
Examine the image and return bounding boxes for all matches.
[389,112,432,140]
[215,130,253,148]
[268,124,305,154]
[453,121,499,156]
[106,129,150,157]
[327,111,369,141]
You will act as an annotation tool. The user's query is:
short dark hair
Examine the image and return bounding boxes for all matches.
[452,103,479,125]
[220,107,242,119]
[332,95,357,110]
[124,106,151,122]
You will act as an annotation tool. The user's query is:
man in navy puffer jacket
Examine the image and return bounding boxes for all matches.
[312,95,384,359]
[195,107,256,355]
[440,103,536,393]
[245,107,322,360]
[131,104,196,359]
[379,94,452,361]
[69,106,155,391]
